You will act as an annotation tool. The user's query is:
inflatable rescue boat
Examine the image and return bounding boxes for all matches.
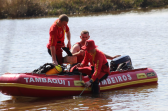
[0,55,158,97]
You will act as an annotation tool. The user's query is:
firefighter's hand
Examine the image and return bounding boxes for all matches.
[76,63,83,67]
[84,81,91,88]
[79,50,85,56]
[53,60,58,66]
[113,55,121,59]
[67,41,71,49]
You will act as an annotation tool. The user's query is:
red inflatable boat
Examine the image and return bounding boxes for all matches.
[0,56,158,97]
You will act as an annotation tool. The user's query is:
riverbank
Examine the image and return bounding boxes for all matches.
[0,0,168,19]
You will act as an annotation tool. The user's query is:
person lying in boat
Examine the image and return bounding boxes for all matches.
[71,30,120,64]
[72,39,115,94]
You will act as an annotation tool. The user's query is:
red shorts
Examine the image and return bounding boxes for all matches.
[48,47,63,65]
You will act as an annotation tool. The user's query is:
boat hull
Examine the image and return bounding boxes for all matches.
[0,68,158,97]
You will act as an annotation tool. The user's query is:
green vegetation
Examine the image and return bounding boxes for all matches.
[0,0,168,19]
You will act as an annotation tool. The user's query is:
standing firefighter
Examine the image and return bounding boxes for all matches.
[47,14,71,66]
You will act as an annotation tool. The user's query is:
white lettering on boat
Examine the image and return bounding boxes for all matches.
[42,78,47,83]
[30,78,35,82]
[52,79,57,83]
[48,79,52,83]
[117,76,123,82]
[35,78,41,82]
[101,79,107,85]
[106,78,111,84]
[122,75,127,81]
[101,74,132,85]
[68,81,70,86]
[24,77,65,85]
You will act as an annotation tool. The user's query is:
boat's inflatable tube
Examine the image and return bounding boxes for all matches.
[0,68,158,97]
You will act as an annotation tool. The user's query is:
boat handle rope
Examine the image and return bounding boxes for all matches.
[79,72,86,96]
[79,87,86,96]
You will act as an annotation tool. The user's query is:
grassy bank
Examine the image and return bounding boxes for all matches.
[0,0,168,19]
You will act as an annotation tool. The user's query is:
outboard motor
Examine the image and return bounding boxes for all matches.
[110,55,134,71]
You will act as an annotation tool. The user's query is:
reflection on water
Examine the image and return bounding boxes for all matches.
[0,8,168,110]
[0,84,158,111]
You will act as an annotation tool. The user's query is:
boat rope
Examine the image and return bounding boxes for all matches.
[79,87,86,96]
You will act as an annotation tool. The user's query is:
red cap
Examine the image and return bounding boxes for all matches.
[81,40,98,51]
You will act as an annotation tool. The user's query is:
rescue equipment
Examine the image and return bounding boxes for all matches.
[46,65,62,75]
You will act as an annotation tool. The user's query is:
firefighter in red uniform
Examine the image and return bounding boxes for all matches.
[76,40,111,94]
[47,14,71,66]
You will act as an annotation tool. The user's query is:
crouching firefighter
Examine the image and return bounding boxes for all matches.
[71,40,110,94]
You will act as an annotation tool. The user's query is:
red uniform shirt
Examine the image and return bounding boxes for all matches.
[81,49,110,81]
[76,42,85,63]
[47,19,69,49]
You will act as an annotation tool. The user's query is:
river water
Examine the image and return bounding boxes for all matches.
[0,8,168,111]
